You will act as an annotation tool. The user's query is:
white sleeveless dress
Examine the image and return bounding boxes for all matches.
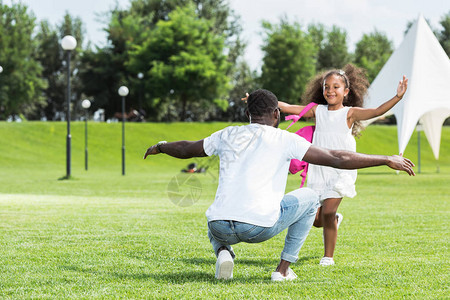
[307,105,357,203]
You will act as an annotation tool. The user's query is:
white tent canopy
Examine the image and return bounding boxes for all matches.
[363,14,450,160]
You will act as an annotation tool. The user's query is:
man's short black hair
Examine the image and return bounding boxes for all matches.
[247,89,278,116]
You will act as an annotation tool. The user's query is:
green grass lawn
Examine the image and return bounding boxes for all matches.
[0,121,449,299]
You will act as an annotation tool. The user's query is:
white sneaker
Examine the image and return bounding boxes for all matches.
[271,268,298,281]
[215,250,234,280]
[336,213,343,229]
[319,257,335,266]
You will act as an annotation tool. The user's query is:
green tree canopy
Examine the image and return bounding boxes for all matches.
[437,11,450,56]
[128,4,230,121]
[79,0,242,121]
[260,19,316,103]
[220,60,258,122]
[354,30,393,82]
[33,13,85,120]
[0,2,46,120]
[316,25,351,71]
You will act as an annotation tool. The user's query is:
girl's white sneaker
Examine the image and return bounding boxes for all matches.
[271,268,298,281]
[336,213,343,229]
[319,257,335,266]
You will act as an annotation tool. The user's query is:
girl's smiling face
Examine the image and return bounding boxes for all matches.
[323,74,349,107]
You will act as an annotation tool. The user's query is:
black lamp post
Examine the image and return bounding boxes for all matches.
[118,86,129,175]
[81,99,91,171]
[137,72,144,112]
[61,35,77,178]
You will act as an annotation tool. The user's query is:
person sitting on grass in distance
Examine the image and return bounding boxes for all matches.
[144,89,415,281]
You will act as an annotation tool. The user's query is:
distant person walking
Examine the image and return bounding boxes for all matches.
[144,89,414,281]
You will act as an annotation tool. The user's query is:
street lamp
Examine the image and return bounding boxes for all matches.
[137,72,144,112]
[61,35,77,178]
[81,99,91,171]
[118,86,129,176]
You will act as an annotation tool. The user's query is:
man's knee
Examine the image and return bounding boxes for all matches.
[287,188,319,207]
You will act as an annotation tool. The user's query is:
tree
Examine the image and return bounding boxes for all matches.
[79,0,243,121]
[78,3,140,120]
[437,11,450,57]
[316,25,351,71]
[260,18,316,102]
[0,2,46,120]
[128,5,230,121]
[307,23,325,71]
[218,60,258,122]
[32,13,86,120]
[308,23,326,51]
[193,0,244,74]
[354,31,393,82]
[78,47,126,119]
[32,20,63,120]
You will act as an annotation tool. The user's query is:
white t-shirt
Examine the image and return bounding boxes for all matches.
[203,124,311,227]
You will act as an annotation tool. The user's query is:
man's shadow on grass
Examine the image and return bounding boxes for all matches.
[181,254,318,266]
[166,255,319,283]
[62,255,319,283]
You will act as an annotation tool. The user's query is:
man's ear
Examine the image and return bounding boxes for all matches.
[273,108,280,119]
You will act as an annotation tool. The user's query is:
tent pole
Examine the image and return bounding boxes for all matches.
[417,130,421,173]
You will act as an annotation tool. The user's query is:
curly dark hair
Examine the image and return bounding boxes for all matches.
[302,64,370,137]
[247,89,279,117]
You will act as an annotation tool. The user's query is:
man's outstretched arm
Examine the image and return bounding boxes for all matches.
[303,145,415,176]
[143,140,207,159]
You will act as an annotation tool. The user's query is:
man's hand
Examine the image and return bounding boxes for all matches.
[143,140,206,160]
[396,75,408,99]
[143,145,159,159]
[387,155,415,176]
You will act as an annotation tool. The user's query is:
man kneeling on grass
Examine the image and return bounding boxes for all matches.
[144,89,415,281]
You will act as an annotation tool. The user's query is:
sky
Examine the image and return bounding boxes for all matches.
[5,0,450,70]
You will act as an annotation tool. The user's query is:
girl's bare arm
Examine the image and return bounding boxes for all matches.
[278,101,316,118]
[241,93,316,118]
[349,75,408,122]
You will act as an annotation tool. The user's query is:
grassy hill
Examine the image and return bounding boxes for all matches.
[0,120,448,198]
[0,120,448,173]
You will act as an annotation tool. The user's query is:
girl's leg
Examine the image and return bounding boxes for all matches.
[319,198,342,258]
[313,206,323,227]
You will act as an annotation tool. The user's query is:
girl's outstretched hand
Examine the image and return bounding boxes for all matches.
[396,75,408,99]
[241,92,249,102]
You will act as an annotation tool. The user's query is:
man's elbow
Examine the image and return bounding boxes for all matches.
[327,150,353,169]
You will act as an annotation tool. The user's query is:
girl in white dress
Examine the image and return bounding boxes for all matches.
[278,64,408,266]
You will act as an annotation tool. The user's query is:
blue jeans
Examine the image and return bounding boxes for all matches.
[207,188,319,263]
